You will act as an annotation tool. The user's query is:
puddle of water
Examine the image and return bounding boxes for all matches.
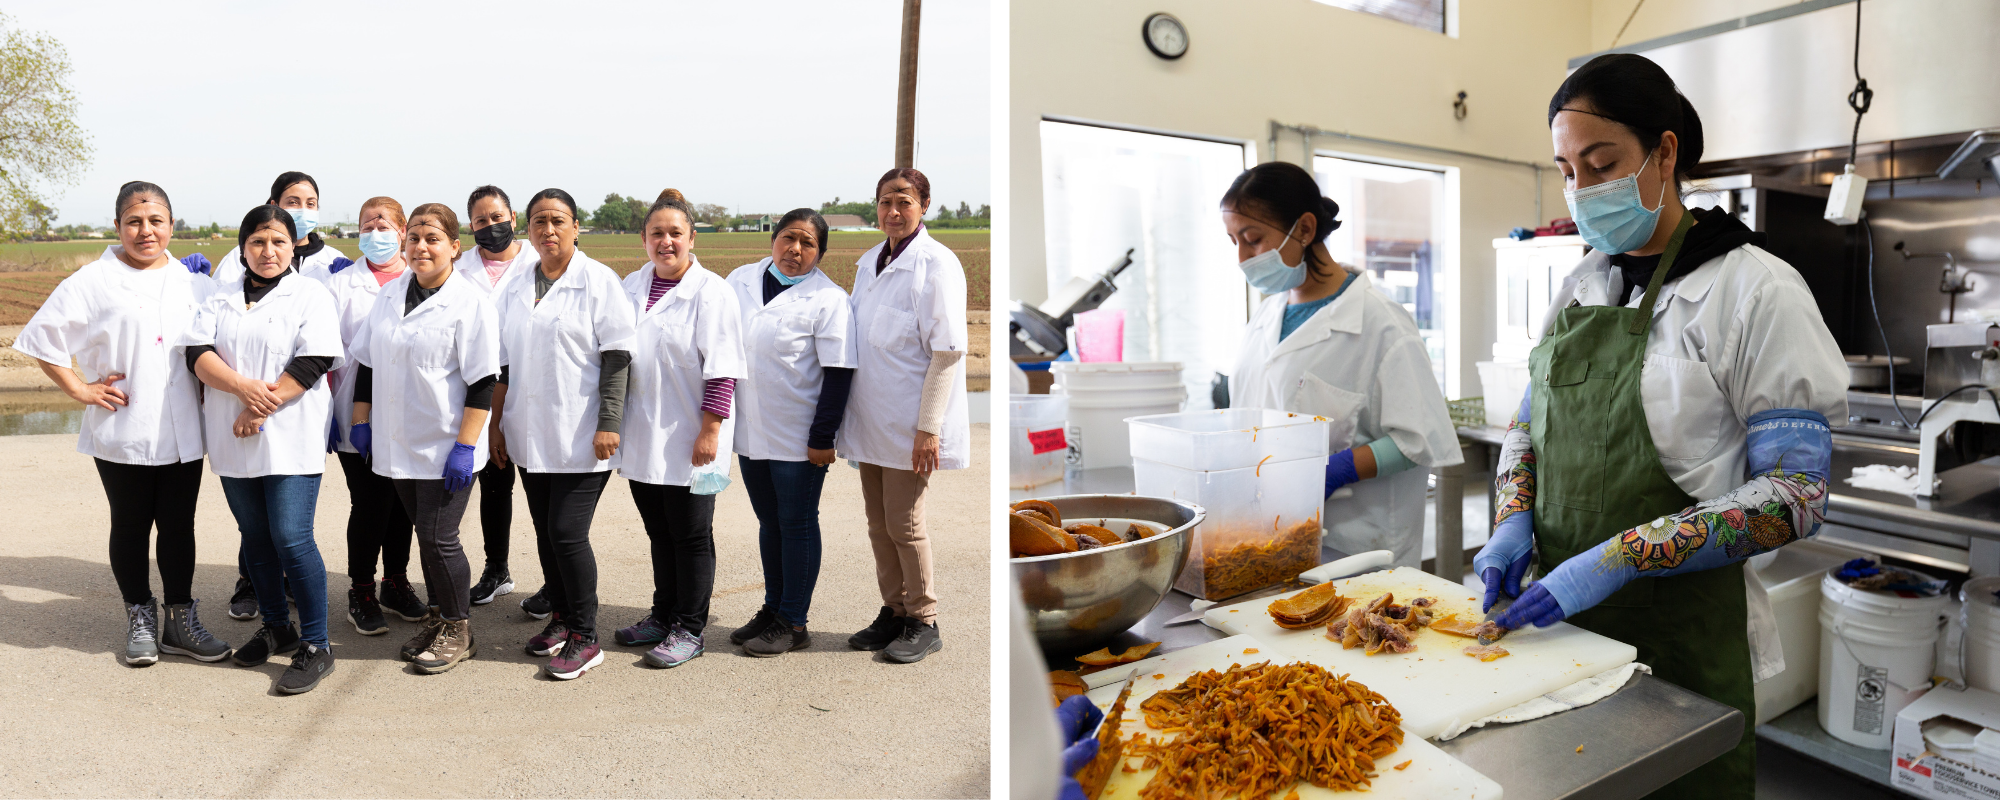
[0,409,80,436]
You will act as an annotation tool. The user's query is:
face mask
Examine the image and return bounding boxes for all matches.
[286,207,318,240]
[473,220,515,253]
[358,231,400,264]
[1237,221,1306,294]
[768,261,809,286]
[1564,150,1667,255]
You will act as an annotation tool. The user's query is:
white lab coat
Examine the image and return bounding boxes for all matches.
[617,259,747,486]
[323,261,401,455]
[453,244,538,298]
[349,270,502,480]
[725,259,860,462]
[12,246,208,465]
[180,273,344,478]
[1230,270,1464,570]
[494,253,637,473]
[210,239,349,285]
[837,229,970,471]
[1543,243,1848,682]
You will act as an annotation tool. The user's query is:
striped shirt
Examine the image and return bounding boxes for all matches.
[647,274,677,310]
[651,272,732,417]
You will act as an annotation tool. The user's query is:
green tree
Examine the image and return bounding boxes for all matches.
[624,196,647,229]
[0,13,91,237]
[820,197,876,225]
[958,201,971,218]
[692,202,730,224]
[590,193,633,231]
[935,203,954,221]
[976,204,990,219]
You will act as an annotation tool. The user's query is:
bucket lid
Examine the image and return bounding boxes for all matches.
[1964,576,2000,608]
[1049,361,1184,375]
[1830,558,1949,598]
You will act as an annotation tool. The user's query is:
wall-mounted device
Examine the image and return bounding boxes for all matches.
[1010,249,1135,360]
[1142,13,1188,60]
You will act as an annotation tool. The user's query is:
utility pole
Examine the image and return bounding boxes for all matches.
[894,0,921,169]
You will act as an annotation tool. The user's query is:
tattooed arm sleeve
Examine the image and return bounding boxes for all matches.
[1536,408,1832,617]
[1473,387,1538,577]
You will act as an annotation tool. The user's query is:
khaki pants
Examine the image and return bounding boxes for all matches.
[858,462,935,623]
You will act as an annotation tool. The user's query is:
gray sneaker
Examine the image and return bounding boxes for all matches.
[643,626,704,668]
[884,618,941,664]
[159,599,232,662]
[122,601,159,666]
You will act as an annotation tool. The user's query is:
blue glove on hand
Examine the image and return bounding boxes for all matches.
[443,442,478,493]
[1325,448,1361,498]
[1480,550,1533,613]
[327,256,354,275]
[180,253,211,275]
[348,422,372,460]
[1492,582,1566,631]
[1055,694,1104,800]
[326,417,342,454]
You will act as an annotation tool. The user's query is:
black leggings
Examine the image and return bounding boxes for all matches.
[476,460,514,570]
[629,481,716,636]
[95,458,203,606]
[337,451,412,586]
[521,469,608,640]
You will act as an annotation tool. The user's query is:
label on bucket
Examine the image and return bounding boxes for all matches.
[1853,664,1887,735]
[1028,427,1067,455]
[1064,424,1083,466]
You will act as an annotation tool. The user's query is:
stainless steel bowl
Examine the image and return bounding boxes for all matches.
[1011,494,1203,654]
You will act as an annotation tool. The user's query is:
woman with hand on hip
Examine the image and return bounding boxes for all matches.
[184,204,344,693]
[722,209,858,657]
[347,203,502,675]
[489,187,636,681]
[837,168,969,664]
[613,188,747,670]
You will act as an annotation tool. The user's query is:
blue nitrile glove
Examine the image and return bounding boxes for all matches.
[327,256,354,274]
[180,253,211,275]
[443,442,478,493]
[1473,509,1534,611]
[1493,582,1566,630]
[349,422,372,461]
[1325,448,1360,498]
[1055,694,1104,800]
[1480,549,1532,614]
[326,417,342,454]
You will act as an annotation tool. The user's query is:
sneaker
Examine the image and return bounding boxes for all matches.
[884,618,942,664]
[231,621,299,667]
[615,614,673,647]
[526,614,569,657]
[744,619,809,657]
[276,643,335,695]
[122,601,159,666]
[413,618,476,674]
[347,585,387,636]
[544,633,603,680]
[227,577,258,620]
[400,608,443,662]
[729,605,778,645]
[160,599,232,662]
[643,626,704,668]
[379,576,427,622]
[519,587,552,620]
[470,566,514,606]
[847,606,902,651]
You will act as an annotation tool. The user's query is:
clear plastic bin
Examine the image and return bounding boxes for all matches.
[1009,394,1069,490]
[1126,408,1331,472]
[1133,455,1324,600]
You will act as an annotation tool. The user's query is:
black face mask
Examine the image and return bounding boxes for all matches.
[473,220,515,254]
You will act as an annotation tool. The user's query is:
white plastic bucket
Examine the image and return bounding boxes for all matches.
[1049,362,1186,470]
[1009,394,1069,490]
[1960,576,2000,693]
[1816,569,1948,749]
[1475,360,1531,427]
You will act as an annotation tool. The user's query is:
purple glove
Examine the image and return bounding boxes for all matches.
[326,417,342,454]
[1493,583,1566,630]
[1055,694,1104,800]
[180,253,212,275]
[327,256,354,274]
[443,442,478,493]
[1481,550,1532,613]
[349,422,372,461]
[1325,448,1360,498]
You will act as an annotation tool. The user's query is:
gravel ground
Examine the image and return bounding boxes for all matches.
[0,427,992,798]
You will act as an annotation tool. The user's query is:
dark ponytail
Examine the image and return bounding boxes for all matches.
[1548,54,1705,184]
[1219,161,1344,276]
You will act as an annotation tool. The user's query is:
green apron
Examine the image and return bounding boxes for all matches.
[1528,212,1755,800]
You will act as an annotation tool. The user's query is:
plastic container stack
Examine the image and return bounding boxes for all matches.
[1009,394,1069,490]
[1049,361,1185,470]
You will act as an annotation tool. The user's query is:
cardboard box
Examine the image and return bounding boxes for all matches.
[1892,684,2000,799]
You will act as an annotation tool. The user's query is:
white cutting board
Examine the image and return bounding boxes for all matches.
[1085,635,1502,800]
[1203,567,1637,740]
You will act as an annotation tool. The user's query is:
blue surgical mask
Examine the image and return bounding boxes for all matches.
[287,207,319,240]
[358,231,400,264]
[1237,222,1306,294]
[690,463,731,495]
[1564,150,1667,255]
[768,261,809,286]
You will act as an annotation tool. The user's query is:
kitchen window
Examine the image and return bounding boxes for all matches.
[1313,154,1453,392]
[1310,0,1447,34]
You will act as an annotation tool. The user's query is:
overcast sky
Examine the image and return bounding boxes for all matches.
[12,0,989,227]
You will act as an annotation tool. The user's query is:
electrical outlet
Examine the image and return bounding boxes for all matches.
[1825,164,1867,225]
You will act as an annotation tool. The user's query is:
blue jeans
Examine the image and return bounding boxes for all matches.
[739,457,828,626]
[220,474,328,647]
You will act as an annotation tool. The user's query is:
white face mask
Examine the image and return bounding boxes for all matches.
[358,230,400,265]
[1237,221,1306,294]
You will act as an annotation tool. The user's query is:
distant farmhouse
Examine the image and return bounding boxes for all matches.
[823,214,871,231]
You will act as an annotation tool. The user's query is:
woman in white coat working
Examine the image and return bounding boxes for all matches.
[489,187,636,681]
[614,188,746,670]
[837,167,969,665]
[184,204,343,694]
[12,181,231,667]
[1221,161,1463,570]
[722,208,858,657]
[454,184,540,611]
[347,202,502,676]
[205,171,351,288]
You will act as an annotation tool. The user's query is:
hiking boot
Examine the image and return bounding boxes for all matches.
[615,614,672,647]
[378,576,427,622]
[847,606,902,651]
[544,632,603,680]
[643,626,704,668]
[277,643,335,695]
[413,618,476,674]
[400,608,443,662]
[729,605,778,645]
[160,599,231,662]
[122,600,159,667]
[520,586,552,620]
[227,577,258,620]
[231,620,299,667]
[526,614,569,656]
[347,584,387,636]
[470,565,514,606]
[884,618,942,664]
[744,619,809,657]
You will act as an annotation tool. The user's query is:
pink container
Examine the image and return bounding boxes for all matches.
[1073,308,1124,362]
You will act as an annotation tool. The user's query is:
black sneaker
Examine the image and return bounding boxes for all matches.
[847,606,902,651]
[347,585,387,636]
[729,605,778,645]
[276,643,335,695]
[227,577,258,620]
[378,575,427,622]
[231,621,300,667]
[470,566,514,606]
[520,587,552,620]
[884,618,941,664]
[744,619,810,657]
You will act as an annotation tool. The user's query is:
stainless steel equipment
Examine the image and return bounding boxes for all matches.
[1916,323,2000,496]
[1009,249,1133,359]
[1845,355,1910,390]
[1011,494,1201,654]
